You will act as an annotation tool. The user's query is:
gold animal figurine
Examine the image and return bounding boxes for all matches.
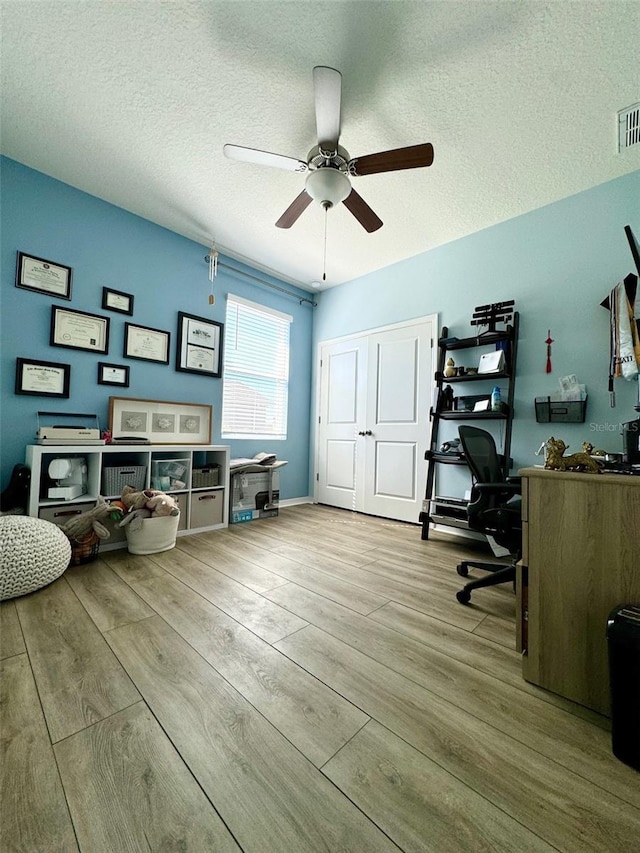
[582,442,606,457]
[545,437,603,473]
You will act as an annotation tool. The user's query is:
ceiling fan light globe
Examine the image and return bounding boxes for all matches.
[305,168,350,207]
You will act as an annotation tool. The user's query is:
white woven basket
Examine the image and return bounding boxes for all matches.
[124,514,180,555]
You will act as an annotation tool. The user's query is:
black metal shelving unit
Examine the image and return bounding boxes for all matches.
[420,312,519,539]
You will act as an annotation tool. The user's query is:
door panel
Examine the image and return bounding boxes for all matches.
[317,317,435,523]
[317,337,367,511]
[327,350,358,422]
[374,442,416,500]
[325,440,357,491]
[375,339,418,423]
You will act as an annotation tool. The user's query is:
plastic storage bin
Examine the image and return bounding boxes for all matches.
[607,604,640,770]
[151,459,188,491]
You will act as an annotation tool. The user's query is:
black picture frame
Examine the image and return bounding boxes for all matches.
[50,306,110,354]
[176,311,223,377]
[97,362,130,387]
[102,287,134,316]
[15,251,72,300]
[124,322,170,364]
[15,357,71,398]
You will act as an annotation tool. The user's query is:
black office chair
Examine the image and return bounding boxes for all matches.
[455,425,522,605]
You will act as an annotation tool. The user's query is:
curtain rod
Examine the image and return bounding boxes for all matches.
[205,255,317,307]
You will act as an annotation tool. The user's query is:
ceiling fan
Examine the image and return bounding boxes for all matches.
[223,66,434,233]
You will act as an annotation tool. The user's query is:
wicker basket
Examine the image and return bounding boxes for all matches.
[69,531,100,565]
[192,465,220,488]
[102,465,146,496]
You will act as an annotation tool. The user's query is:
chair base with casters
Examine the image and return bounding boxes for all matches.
[455,560,516,605]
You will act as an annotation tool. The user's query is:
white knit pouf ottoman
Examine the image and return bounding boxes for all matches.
[0,515,71,600]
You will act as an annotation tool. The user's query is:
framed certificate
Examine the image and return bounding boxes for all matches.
[124,323,170,364]
[50,306,110,354]
[16,252,72,300]
[102,287,134,315]
[176,311,223,377]
[98,362,130,387]
[15,358,71,397]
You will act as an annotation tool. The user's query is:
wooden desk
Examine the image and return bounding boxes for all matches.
[517,467,640,716]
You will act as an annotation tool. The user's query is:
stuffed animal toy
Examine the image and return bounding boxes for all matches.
[120,485,152,512]
[118,486,180,531]
[59,496,115,542]
[145,493,180,517]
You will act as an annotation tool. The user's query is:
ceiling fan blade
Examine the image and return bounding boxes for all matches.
[313,66,342,150]
[342,189,383,233]
[275,190,313,229]
[348,142,434,176]
[223,144,308,173]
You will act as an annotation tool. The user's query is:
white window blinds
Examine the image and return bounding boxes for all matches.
[221,294,292,439]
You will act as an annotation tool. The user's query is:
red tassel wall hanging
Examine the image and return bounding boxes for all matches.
[545,330,554,373]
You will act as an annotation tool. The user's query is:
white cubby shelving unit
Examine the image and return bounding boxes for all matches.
[25,443,230,551]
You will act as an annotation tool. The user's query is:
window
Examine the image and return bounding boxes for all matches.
[221,294,292,439]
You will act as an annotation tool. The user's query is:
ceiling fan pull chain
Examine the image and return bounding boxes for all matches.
[322,208,328,281]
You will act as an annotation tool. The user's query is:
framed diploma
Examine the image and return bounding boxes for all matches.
[50,306,110,354]
[102,287,134,316]
[124,323,170,364]
[176,311,223,377]
[15,358,71,397]
[16,252,72,300]
[108,396,212,444]
[98,362,130,387]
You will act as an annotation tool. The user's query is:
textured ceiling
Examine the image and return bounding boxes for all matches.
[2,1,639,291]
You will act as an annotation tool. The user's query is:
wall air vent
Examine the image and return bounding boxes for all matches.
[618,102,640,151]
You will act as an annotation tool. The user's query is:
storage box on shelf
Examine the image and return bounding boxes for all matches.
[25,443,230,548]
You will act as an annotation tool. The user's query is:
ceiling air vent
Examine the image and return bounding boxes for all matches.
[618,102,640,151]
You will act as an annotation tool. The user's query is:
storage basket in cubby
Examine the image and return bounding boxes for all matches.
[191,465,220,488]
[102,465,146,496]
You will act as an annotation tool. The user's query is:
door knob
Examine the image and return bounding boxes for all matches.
[364,430,373,436]
[357,430,366,436]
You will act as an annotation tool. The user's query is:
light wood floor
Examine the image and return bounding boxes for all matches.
[2,504,639,852]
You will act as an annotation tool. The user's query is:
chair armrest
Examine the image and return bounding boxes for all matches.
[474,482,521,496]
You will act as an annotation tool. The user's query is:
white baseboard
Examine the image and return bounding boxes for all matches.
[279,496,314,507]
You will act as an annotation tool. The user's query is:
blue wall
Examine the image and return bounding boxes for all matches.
[314,170,640,495]
[0,157,313,498]
[3,156,638,508]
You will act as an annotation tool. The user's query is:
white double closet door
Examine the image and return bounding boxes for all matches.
[316,315,436,524]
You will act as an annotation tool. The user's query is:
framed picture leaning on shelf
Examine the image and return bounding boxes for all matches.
[108,396,212,444]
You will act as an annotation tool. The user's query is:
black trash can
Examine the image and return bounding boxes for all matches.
[607,605,640,771]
